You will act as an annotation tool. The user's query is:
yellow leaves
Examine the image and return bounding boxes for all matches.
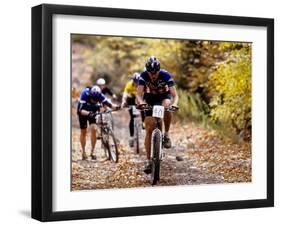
[208,44,252,131]
[72,34,252,136]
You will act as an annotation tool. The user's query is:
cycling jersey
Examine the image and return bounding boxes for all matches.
[123,80,137,98]
[138,69,175,94]
[77,87,111,113]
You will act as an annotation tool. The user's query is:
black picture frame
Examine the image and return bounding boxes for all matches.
[32,3,274,222]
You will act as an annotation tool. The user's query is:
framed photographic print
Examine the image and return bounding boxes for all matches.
[32,4,274,222]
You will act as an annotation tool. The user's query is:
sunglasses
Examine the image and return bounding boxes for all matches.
[148,71,158,75]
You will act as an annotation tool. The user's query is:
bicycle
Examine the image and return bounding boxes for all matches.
[138,104,178,185]
[95,109,119,163]
[128,105,143,154]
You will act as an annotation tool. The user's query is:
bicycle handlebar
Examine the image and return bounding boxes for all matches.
[136,104,179,112]
[94,107,121,116]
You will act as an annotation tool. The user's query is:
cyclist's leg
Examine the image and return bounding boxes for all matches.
[78,115,88,159]
[128,107,135,147]
[127,97,136,147]
[80,128,87,159]
[143,94,160,173]
[143,116,155,174]
[162,98,172,133]
[128,107,134,137]
[144,116,156,159]
[162,95,172,148]
[89,116,97,160]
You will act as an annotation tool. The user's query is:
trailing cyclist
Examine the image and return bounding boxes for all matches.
[96,77,118,131]
[136,56,179,174]
[96,78,117,100]
[121,72,145,147]
[77,85,119,160]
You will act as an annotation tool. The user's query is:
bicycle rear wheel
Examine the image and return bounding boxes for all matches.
[151,129,161,185]
[107,130,119,163]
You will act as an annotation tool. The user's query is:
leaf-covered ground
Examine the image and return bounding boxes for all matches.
[71,111,251,191]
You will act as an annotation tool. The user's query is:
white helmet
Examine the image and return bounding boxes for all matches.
[96,78,106,86]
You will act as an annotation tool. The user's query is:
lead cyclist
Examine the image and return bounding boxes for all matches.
[136,56,179,174]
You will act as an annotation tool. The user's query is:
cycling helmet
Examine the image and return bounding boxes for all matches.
[96,78,106,86]
[131,72,140,83]
[90,85,101,97]
[145,56,160,72]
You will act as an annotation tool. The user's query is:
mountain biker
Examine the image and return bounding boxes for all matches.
[96,78,117,100]
[136,56,179,174]
[121,72,145,147]
[77,85,119,160]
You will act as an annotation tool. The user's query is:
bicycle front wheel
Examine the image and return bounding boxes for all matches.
[151,129,161,185]
[101,132,110,160]
[107,130,119,163]
[109,111,114,131]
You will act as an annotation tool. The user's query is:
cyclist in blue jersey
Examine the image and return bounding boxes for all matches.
[136,56,179,173]
[77,85,119,160]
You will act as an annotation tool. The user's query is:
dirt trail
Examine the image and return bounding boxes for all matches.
[71,42,251,191]
[71,110,251,190]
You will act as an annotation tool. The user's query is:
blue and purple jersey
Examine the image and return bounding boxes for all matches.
[77,87,111,113]
[138,69,175,94]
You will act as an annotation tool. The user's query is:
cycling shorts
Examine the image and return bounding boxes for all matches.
[143,92,171,117]
[77,102,100,129]
[126,96,136,106]
[143,92,171,106]
[77,114,96,129]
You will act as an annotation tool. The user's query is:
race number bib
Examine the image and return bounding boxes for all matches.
[152,105,165,118]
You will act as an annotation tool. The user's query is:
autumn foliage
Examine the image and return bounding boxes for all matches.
[72,35,252,139]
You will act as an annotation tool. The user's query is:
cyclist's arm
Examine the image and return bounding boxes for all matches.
[121,92,128,108]
[102,97,119,109]
[169,86,179,106]
[104,87,116,96]
[77,90,92,116]
[102,99,113,108]
[136,85,145,105]
[81,110,91,116]
[121,82,131,107]
[78,102,91,116]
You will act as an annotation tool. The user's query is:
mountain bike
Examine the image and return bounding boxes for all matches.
[129,105,143,154]
[95,109,119,163]
[138,104,178,185]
